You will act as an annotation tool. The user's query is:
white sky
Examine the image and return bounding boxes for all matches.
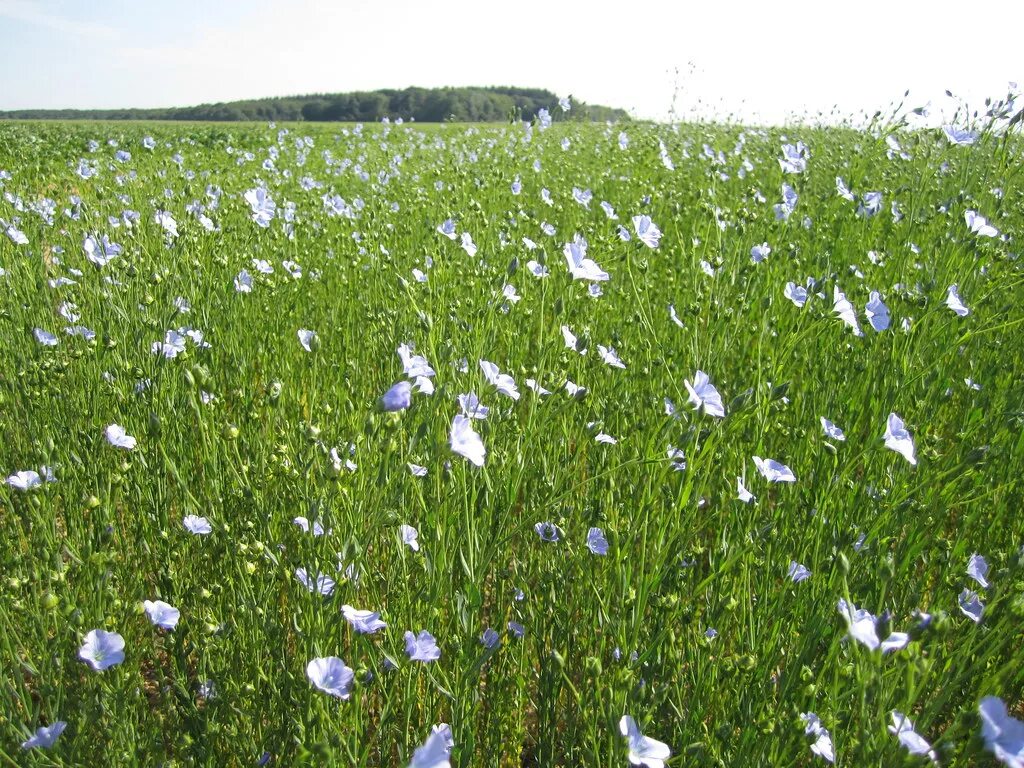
[0,0,1020,125]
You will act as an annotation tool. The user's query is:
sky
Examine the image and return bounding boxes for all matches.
[0,0,1020,125]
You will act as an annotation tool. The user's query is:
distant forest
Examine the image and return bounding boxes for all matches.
[0,86,629,123]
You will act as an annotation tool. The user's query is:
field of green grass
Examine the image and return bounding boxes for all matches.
[1,110,1022,766]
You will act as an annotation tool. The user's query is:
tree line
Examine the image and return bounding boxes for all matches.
[0,86,628,123]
